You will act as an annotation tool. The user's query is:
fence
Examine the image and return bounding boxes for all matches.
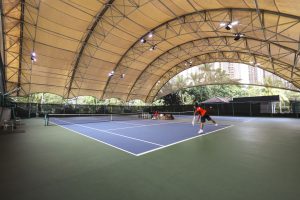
[12,101,300,119]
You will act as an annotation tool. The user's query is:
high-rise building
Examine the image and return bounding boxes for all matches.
[217,62,242,81]
[248,65,264,84]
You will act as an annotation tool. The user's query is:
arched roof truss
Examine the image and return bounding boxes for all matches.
[1,0,300,101]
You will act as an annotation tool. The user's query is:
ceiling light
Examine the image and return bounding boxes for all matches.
[149,45,156,51]
[31,52,37,62]
[225,24,232,30]
[221,21,239,30]
[220,22,226,27]
[148,31,153,38]
[185,60,192,67]
[234,33,244,41]
[231,21,239,26]
[108,70,114,77]
[140,38,146,43]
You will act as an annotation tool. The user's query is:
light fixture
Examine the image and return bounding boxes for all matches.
[225,24,232,30]
[220,22,226,27]
[234,33,244,41]
[149,45,156,51]
[31,52,37,62]
[108,70,115,77]
[140,38,146,43]
[220,21,239,30]
[231,21,239,26]
[185,60,193,67]
[148,31,153,38]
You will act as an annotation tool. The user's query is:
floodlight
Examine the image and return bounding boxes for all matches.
[220,22,226,27]
[234,33,244,41]
[149,45,156,51]
[108,70,115,77]
[31,52,37,62]
[148,31,153,38]
[225,24,232,30]
[231,21,239,26]
[221,21,239,30]
[140,38,146,43]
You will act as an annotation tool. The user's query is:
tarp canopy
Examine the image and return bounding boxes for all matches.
[2,0,300,102]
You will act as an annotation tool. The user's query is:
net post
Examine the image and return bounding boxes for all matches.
[44,113,48,126]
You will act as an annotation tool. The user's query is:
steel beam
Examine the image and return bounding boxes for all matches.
[65,0,115,98]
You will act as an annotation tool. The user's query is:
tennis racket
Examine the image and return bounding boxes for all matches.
[192,116,195,126]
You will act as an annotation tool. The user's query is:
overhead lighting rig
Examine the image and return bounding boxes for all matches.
[220,21,238,30]
[149,44,157,51]
[185,60,193,67]
[140,31,154,44]
[108,70,114,77]
[233,33,245,41]
[31,52,37,62]
[140,38,146,43]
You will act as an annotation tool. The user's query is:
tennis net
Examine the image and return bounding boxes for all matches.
[159,111,194,118]
[45,112,149,126]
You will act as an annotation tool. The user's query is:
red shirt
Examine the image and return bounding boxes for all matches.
[196,107,207,117]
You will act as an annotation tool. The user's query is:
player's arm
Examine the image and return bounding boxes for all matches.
[197,114,201,122]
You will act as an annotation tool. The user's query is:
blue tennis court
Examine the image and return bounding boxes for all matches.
[48,115,240,156]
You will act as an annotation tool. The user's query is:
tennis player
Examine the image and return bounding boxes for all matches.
[192,102,218,134]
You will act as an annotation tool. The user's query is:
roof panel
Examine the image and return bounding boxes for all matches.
[2,0,300,101]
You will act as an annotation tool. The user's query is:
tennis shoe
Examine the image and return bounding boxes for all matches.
[198,129,203,134]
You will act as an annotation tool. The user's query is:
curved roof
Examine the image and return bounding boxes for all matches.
[2,0,300,102]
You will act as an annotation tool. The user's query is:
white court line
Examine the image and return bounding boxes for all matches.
[50,121,138,156]
[113,121,146,126]
[52,119,164,147]
[136,125,234,156]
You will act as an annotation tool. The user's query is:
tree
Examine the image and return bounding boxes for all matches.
[202,63,215,83]
[189,70,204,86]
[162,92,182,106]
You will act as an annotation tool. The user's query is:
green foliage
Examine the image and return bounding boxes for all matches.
[73,96,97,105]
[162,92,182,106]
[12,93,63,104]
[128,99,146,106]
[152,99,164,106]
[183,84,246,103]
[102,98,124,105]
[158,62,300,106]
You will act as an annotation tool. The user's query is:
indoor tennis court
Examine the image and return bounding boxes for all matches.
[46,113,233,156]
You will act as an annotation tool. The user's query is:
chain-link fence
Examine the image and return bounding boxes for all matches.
[12,101,300,119]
